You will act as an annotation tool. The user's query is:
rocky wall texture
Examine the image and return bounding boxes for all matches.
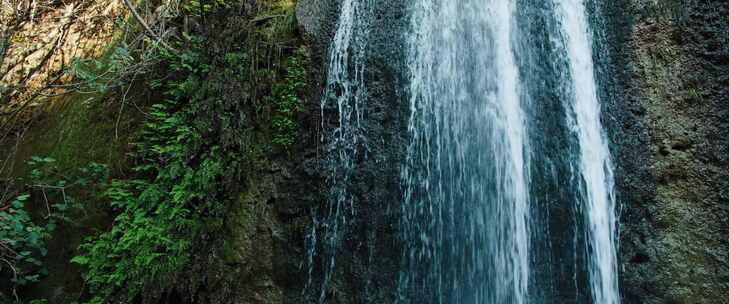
[299,0,729,303]
[291,0,409,302]
[607,0,729,303]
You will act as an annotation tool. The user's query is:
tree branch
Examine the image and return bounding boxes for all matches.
[119,0,176,52]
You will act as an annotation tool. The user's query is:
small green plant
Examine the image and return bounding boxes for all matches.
[183,0,229,15]
[271,47,308,148]
[0,193,51,294]
[686,87,702,102]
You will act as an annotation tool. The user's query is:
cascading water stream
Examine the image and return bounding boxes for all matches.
[396,0,620,303]
[553,0,620,303]
[307,0,372,303]
[398,0,530,302]
[312,0,621,303]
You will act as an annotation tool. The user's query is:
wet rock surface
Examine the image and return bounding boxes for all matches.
[605,0,729,303]
[291,0,409,302]
[299,0,729,303]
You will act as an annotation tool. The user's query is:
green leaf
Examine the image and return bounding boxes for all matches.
[71,255,89,265]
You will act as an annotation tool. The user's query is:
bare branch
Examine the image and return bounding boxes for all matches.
[119,0,176,52]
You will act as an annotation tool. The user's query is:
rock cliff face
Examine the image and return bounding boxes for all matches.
[2,0,728,303]
[290,0,407,302]
[299,1,729,303]
[605,0,729,303]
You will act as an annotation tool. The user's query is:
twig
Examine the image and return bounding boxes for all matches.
[0,202,14,212]
[251,14,286,23]
[40,187,50,218]
[119,0,176,52]
[115,69,140,139]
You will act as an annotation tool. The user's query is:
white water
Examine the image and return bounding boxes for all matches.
[399,0,530,302]
[554,0,620,303]
[313,0,621,303]
[493,1,531,301]
[309,0,371,302]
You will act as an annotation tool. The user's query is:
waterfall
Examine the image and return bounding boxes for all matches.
[308,0,372,302]
[312,0,621,303]
[553,0,620,303]
[397,0,620,303]
[398,0,530,302]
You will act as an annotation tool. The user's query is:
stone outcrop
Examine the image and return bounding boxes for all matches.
[607,0,729,303]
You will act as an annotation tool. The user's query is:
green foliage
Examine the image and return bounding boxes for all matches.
[271,48,308,148]
[183,0,229,15]
[0,193,48,288]
[67,1,307,301]
[255,1,298,42]
[0,157,107,301]
[70,42,136,94]
[73,34,225,302]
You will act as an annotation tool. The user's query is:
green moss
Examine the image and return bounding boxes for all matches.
[2,0,306,301]
[8,4,160,175]
[2,87,147,303]
[221,193,257,264]
[0,15,150,302]
[12,92,141,177]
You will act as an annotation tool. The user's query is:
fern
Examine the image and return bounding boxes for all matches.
[272,47,309,148]
[73,34,225,301]
[71,2,308,300]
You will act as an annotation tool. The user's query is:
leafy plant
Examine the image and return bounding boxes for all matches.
[271,47,308,148]
[73,34,225,302]
[0,194,49,292]
[69,1,307,301]
[0,157,107,302]
[183,0,229,15]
